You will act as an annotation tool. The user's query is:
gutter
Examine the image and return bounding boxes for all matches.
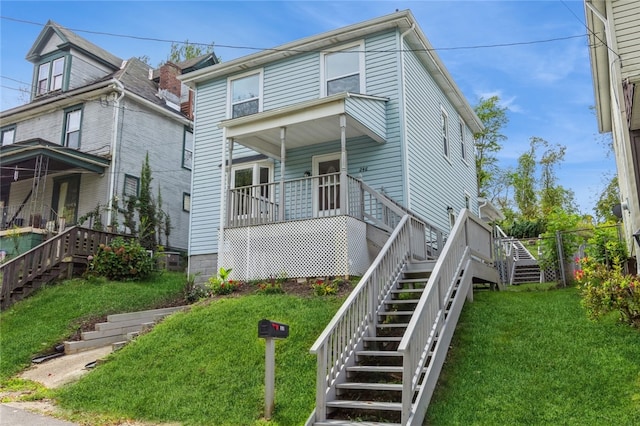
[399,24,415,211]
[106,79,124,227]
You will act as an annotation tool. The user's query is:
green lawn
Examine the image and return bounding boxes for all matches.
[426,284,640,425]
[0,273,185,381]
[2,279,639,425]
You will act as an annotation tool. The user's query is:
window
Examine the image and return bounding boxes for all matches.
[441,108,449,158]
[323,43,363,96]
[183,128,193,169]
[183,193,191,212]
[459,118,467,161]
[465,193,471,210]
[230,162,273,217]
[36,56,65,95]
[1,125,16,146]
[63,106,82,149]
[123,174,139,198]
[230,72,261,118]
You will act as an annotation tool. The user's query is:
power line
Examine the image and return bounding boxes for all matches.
[1,15,588,54]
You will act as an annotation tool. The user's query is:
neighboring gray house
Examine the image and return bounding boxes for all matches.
[182,10,482,281]
[0,20,215,253]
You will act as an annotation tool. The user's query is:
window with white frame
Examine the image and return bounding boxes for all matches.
[63,106,82,149]
[323,43,364,96]
[183,128,193,169]
[465,193,471,210]
[441,108,449,158]
[183,193,191,212]
[459,118,467,161]
[231,162,273,217]
[123,174,139,198]
[1,125,16,146]
[36,56,65,95]
[230,72,261,118]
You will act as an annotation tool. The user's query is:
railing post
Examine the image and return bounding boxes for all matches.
[315,346,327,421]
[279,127,286,222]
[339,114,347,213]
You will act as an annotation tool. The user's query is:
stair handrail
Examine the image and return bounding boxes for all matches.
[397,209,494,424]
[309,214,424,423]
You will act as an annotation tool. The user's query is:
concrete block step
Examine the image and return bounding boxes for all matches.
[106,306,185,323]
[65,334,126,354]
[81,323,145,340]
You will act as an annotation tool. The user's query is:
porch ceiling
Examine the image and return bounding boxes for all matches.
[0,139,110,184]
[219,92,388,158]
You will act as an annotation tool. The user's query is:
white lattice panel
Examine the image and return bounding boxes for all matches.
[219,216,371,280]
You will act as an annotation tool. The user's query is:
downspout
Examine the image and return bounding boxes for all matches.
[106,79,125,227]
[399,24,415,210]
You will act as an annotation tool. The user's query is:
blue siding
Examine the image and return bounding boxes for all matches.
[403,42,478,231]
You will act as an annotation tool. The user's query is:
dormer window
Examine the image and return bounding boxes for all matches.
[36,56,65,95]
[322,42,365,96]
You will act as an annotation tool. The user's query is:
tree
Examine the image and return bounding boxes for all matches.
[594,175,620,223]
[511,138,539,220]
[473,96,508,198]
[138,153,157,250]
[165,40,216,64]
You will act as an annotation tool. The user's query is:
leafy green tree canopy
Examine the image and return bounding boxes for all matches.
[473,96,508,198]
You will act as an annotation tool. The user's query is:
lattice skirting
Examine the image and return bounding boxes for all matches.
[218,216,371,281]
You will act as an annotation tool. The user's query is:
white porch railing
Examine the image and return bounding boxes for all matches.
[226,174,444,259]
[309,214,427,422]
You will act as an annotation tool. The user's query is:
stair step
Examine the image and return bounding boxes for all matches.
[379,311,414,316]
[315,420,401,426]
[356,350,402,357]
[398,277,428,284]
[326,400,402,411]
[376,323,409,328]
[336,382,403,391]
[363,336,402,342]
[384,299,419,305]
[347,365,403,373]
[390,288,423,294]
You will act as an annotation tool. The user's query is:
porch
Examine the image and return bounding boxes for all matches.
[220,174,445,280]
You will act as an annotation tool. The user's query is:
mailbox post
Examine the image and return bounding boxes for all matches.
[258,319,289,420]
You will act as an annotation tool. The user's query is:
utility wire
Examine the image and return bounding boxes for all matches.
[1,15,588,54]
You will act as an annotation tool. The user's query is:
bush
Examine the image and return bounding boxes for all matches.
[206,267,242,296]
[311,278,338,296]
[576,257,640,328]
[256,281,284,295]
[89,238,155,281]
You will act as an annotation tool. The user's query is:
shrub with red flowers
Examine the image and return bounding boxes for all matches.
[310,278,338,296]
[89,237,155,281]
[207,267,242,295]
[575,256,640,328]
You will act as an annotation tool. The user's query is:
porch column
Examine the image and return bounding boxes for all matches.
[340,114,347,212]
[226,138,234,227]
[279,127,286,221]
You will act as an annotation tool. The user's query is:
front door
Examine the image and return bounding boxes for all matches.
[313,153,341,216]
[52,175,80,227]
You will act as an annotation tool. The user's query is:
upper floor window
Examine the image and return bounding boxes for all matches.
[183,128,194,170]
[230,71,262,118]
[63,106,82,149]
[37,57,65,96]
[183,193,191,212]
[459,118,467,161]
[1,125,16,146]
[323,43,364,96]
[441,108,449,159]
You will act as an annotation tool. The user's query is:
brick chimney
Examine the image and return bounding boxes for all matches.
[158,62,181,98]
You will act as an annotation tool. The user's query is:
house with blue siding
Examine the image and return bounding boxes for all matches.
[182,10,483,281]
[1,21,215,254]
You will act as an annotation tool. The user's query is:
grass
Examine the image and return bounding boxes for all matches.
[54,294,344,425]
[2,278,639,425]
[0,272,185,381]
[426,284,640,425]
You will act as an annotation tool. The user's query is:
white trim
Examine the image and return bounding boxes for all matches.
[227,68,264,119]
[320,40,365,97]
[441,106,450,162]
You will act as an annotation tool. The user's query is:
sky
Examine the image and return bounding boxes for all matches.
[0,0,616,214]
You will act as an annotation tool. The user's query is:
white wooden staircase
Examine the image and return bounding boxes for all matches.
[307,209,500,425]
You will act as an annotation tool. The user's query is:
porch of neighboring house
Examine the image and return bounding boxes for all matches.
[216,93,444,280]
[0,139,110,257]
